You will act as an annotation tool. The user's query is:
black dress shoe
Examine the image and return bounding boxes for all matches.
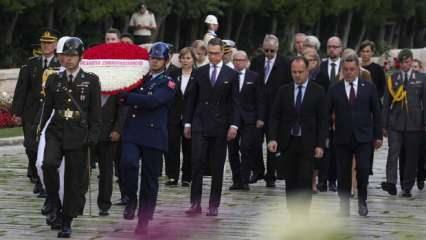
[165,179,178,186]
[381,182,397,196]
[181,181,190,187]
[33,182,42,194]
[328,182,337,192]
[41,199,52,215]
[134,219,149,235]
[206,207,218,216]
[185,204,202,216]
[317,182,327,192]
[38,188,47,198]
[99,209,109,216]
[417,180,425,190]
[57,216,72,238]
[266,180,276,188]
[358,200,368,217]
[46,202,60,226]
[241,184,250,190]
[123,201,137,220]
[401,190,412,198]
[229,183,243,190]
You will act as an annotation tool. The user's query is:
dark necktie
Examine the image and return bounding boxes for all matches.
[210,64,217,86]
[349,82,356,105]
[330,63,336,83]
[291,85,303,136]
[43,58,48,70]
[404,72,409,86]
[68,74,73,88]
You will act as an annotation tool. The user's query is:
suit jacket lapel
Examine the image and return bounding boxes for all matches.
[338,81,350,105]
[214,66,226,87]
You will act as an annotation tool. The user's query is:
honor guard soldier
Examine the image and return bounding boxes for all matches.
[39,37,102,238]
[119,42,175,235]
[382,49,426,197]
[11,29,61,195]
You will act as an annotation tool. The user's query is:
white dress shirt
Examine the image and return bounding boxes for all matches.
[238,69,246,91]
[209,61,223,82]
[327,58,341,79]
[42,55,54,68]
[344,78,358,99]
[180,73,191,94]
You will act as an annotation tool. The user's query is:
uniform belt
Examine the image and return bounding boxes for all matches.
[57,109,81,120]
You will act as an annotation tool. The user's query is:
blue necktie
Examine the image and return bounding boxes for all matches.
[210,64,217,86]
[292,85,303,135]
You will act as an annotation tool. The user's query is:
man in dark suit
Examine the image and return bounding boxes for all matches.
[268,56,327,215]
[184,38,239,216]
[93,95,127,216]
[249,34,291,187]
[228,50,265,191]
[317,36,343,192]
[327,54,382,217]
[12,29,61,194]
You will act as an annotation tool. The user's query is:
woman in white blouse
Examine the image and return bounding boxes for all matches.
[165,47,196,186]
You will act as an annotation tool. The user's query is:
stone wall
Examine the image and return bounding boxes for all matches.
[0,68,19,95]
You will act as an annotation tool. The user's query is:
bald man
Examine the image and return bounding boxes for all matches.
[228,51,265,190]
[317,36,343,193]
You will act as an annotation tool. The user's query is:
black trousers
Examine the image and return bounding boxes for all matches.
[254,124,277,181]
[191,133,227,208]
[284,137,314,215]
[228,124,258,184]
[335,137,371,202]
[43,134,89,218]
[93,141,116,211]
[398,131,423,190]
[318,131,337,185]
[166,123,192,182]
[121,143,162,221]
[22,120,38,180]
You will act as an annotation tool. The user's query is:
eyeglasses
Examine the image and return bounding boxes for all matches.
[264,49,276,53]
[208,51,222,55]
[233,59,247,62]
[327,45,341,49]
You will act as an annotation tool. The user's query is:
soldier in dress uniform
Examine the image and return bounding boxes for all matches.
[382,49,426,197]
[11,29,61,195]
[119,42,175,235]
[40,37,102,238]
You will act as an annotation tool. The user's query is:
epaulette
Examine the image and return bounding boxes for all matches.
[28,56,41,62]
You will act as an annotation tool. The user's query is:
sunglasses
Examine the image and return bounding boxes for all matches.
[264,49,276,53]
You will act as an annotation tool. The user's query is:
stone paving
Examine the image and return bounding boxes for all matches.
[0,142,425,240]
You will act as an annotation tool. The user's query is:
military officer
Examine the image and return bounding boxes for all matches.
[11,29,61,194]
[40,37,102,238]
[119,42,175,235]
[382,49,426,197]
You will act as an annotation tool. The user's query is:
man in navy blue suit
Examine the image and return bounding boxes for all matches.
[119,42,175,235]
[183,38,239,216]
[327,54,382,217]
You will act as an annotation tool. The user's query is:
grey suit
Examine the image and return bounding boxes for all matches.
[383,70,426,191]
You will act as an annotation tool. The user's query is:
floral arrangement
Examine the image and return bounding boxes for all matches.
[81,43,150,95]
[0,92,16,128]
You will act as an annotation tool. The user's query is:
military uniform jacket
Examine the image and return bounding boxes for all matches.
[382,70,426,132]
[41,69,102,150]
[12,56,60,121]
[121,72,175,152]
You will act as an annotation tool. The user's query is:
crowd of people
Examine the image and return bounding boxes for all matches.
[10,4,426,238]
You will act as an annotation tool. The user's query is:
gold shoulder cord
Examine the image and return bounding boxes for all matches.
[41,68,58,96]
[387,75,408,111]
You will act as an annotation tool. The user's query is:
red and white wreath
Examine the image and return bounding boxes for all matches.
[81,43,150,95]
